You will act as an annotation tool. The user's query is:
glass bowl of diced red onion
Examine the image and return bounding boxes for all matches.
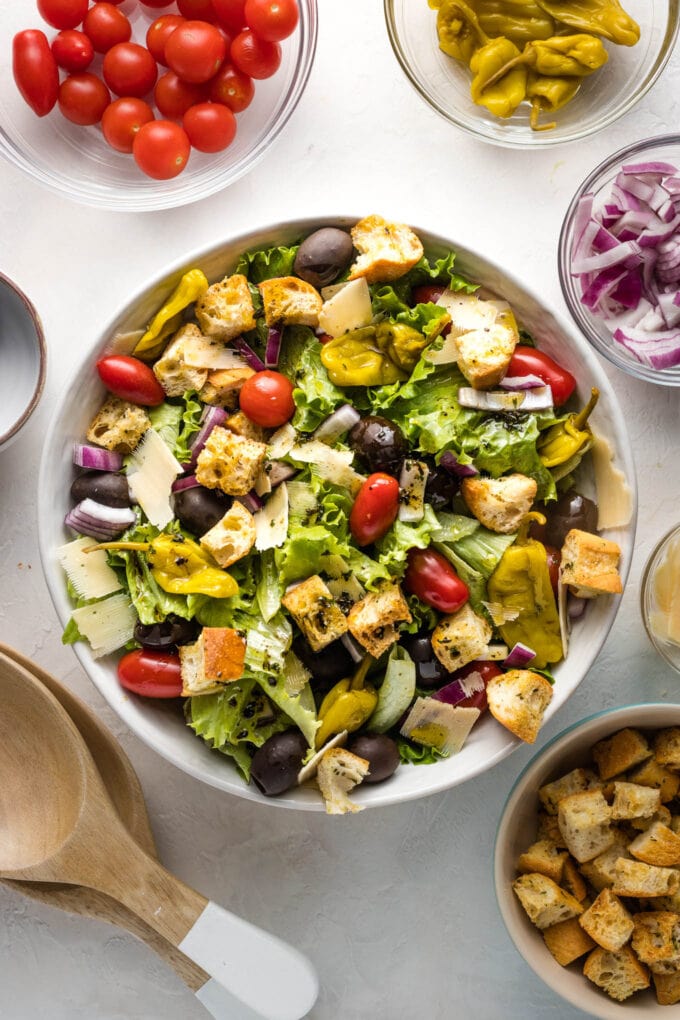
[559,135,680,385]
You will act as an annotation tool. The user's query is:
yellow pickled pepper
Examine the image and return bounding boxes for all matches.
[320,321,432,387]
[89,534,238,598]
[538,387,599,470]
[469,36,528,119]
[134,269,210,358]
[315,656,378,748]
[472,0,556,46]
[533,0,640,46]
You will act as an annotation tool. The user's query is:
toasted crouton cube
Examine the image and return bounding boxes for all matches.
[486,669,553,744]
[539,768,603,815]
[86,396,150,455]
[579,835,631,892]
[347,214,423,285]
[629,806,673,832]
[655,728,680,771]
[612,859,680,898]
[347,583,412,659]
[629,758,680,803]
[195,273,256,341]
[282,575,349,652]
[563,857,588,902]
[592,728,652,780]
[258,276,322,328]
[558,790,614,863]
[224,410,267,444]
[316,747,370,815]
[543,917,596,967]
[199,367,255,407]
[454,324,519,390]
[195,426,267,497]
[632,912,680,974]
[536,811,567,847]
[560,529,623,598]
[583,945,650,1001]
[431,602,492,673]
[578,888,634,951]
[200,502,256,569]
[152,323,209,397]
[460,473,537,534]
[629,821,680,867]
[512,873,584,930]
[179,627,246,695]
[654,970,680,1004]
[611,780,662,821]
[517,840,568,884]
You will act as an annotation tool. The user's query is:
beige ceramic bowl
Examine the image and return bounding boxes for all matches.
[0,273,46,450]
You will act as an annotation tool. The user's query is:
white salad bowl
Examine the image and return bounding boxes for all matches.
[38,217,638,811]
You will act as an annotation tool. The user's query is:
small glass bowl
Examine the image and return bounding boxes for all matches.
[559,135,680,386]
[384,0,678,148]
[0,1,317,211]
[641,523,680,673]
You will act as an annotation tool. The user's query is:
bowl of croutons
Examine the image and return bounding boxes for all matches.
[495,704,680,1016]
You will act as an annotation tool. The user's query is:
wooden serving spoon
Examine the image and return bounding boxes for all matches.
[0,653,318,1020]
[0,644,211,1003]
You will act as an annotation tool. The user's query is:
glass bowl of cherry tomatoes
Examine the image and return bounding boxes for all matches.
[3,0,317,210]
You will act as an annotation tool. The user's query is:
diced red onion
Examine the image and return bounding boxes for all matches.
[172,474,201,493]
[232,337,265,372]
[236,490,263,514]
[568,594,588,620]
[187,405,227,469]
[502,642,536,668]
[73,443,123,472]
[267,461,298,488]
[65,498,135,541]
[312,404,361,443]
[498,373,548,391]
[340,632,363,664]
[440,451,478,477]
[622,161,679,175]
[431,678,467,708]
[265,326,283,368]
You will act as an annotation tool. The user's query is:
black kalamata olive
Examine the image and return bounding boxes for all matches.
[348,415,409,476]
[346,733,400,784]
[70,471,131,508]
[173,486,231,537]
[424,464,459,511]
[251,730,309,796]
[293,227,354,289]
[544,491,599,548]
[293,635,353,690]
[134,615,199,651]
[400,632,447,689]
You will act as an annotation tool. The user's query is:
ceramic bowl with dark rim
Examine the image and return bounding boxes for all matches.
[0,273,46,451]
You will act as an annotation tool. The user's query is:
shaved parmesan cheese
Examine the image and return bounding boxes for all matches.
[398,459,429,522]
[254,466,272,497]
[458,670,486,698]
[590,433,633,530]
[182,336,249,371]
[400,697,480,755]
[436,291,497,337]
[289,440,365,493]
[57,537,122,600]
[326,573,366,609]
[478,644,510,661]
[283,650,311,697]
[318,278,373,338]
[425,333,460,365]
[71,592,136,659]
[320,554,349,578]
[482,601,520,626]
[127,428,183,529]
[254,482,289,551]
[107,329,145,356]
[267,423,296,460]
[298,730,348,785]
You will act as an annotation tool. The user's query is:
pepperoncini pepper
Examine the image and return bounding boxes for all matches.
[472,0,556,47]
[527,74,581,130]
[538,387,599,472]
[320,321,429,387]
[134,269,210,359]
[315,656,378,748]
[435,0,488,63]
[470,37,528,119]
[487,513,563,668]
[534,0,640,46]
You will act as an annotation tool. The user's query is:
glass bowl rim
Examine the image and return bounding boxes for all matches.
[640,520,680,672]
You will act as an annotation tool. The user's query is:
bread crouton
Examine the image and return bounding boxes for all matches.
[461,473,537,534]
[347,583,412,659]
[653,970,680,1004]
[152,323,209,397]
[86,396,150,455]
[316,747,370,815]
[512,873,584,930]
[631,912,680,974]
[195,426,267,497]
[347,214,424,284]
[179,627,246,695]
[199,367,254,407]
[486,669,553,744]
[539,768,603,815]
[560,528,623,598]
[431,602,492,673]
[195,273,256,341]
[611,780,662,821]
[655,728,680,771]
[536,811,567,847]
[629,758,680,803]
[629,806,673,832]
[628,821,680,867]
[224,410,267,444]
[281,575,349,652]
[592,728,652,781]
[517,840,568,884]
[543,917,596,967]
[563,857,588,902]
[578,888,634,951]
[579,835,631,892]
[582,945,650,1001]
[557,789,614,863]
[611,859,680,898]
[454,323,519,390]
[258,276,322,328]
[199,502,256,569]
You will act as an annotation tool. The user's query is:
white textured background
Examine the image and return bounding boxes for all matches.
[1,3,680,1018]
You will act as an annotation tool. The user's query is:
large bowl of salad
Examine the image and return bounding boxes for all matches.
[39,215,637,812]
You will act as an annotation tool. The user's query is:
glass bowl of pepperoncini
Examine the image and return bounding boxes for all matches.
[641,523,680,675]
[384,0,678,147]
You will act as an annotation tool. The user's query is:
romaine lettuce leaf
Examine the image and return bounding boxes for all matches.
[397,735,448,765]
[173,390,203,464]
[148,401,183,453]
[375,504,440,575]
[433,542,488,617]
[279,334,345,433]
[450,527,516,579]
[234,243,300,283]
[372,251,477,307]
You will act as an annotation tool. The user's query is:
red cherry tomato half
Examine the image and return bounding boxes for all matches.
[506,346,577,407]
[239,370,295,428]
[102,97,154,153]
[231,29,281,78]
[404,547,470,614]
[177,0,218,19]
[118,649,183,699]
[450,661,502,713]
[51,30,94,72]
[103,42,158,97]
[155,71,208,118]
[244,0,299,41]
[37,0,88,30]
[133,119,191,179]
[165,20,227,83]
[96,354,166,405]
[12,30,59,117]
[349,473,400,547]
[83,3,132,53]
[211,0,246,33]
[183,101,236,152]
[208,62,254,112]
[58,72,111,125]
[146,14,185,65]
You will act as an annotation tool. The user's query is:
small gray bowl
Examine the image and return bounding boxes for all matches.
[0,273,46,450]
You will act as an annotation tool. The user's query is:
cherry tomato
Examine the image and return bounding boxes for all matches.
[132,119,191,179]
[239,370,295,428]
[165,20,227,83]
[37,0,88,30]
[118,649,183,699]
[58,72,111,125]
[411,284,446,305]
[404,547,469,614]
[51,30,94,72]
[96,354,166,405]
[208,62,254,112]
[183,101,236,152]
[103,42,158,97]
[448,661,502,713]
[12,30,59,117]
[146,14,185,65]
[231,29,280,78]
[177,0,218,19]
[141,0,176,7]
[506,346,577,407]
[244,0,298,41]
[155,71,208,118]
[211,0,246,32]
[83,3,131,53]
[543,543,561,597]
[349,473,400,547]
[102,97,154,152]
